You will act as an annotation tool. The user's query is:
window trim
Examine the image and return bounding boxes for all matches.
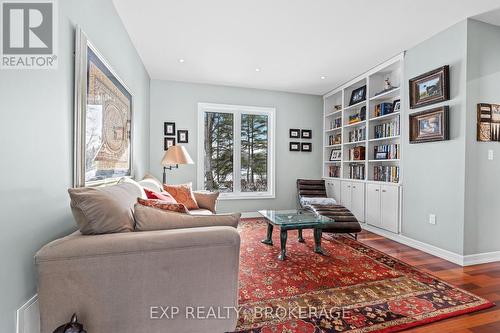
[197,103,276,200]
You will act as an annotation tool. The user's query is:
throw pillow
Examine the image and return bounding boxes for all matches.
[117,177,147,199]
[143,188,177,203]
[193,191,220,213]
[134,203,241,231]
[137,197,189,214]
[139,173,164,192]
[163,183,199,210]
[68,182,140,235]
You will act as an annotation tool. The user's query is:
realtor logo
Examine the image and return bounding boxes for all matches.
[1,0,57,69]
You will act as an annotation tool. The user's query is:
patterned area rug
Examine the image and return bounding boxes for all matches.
[230,218,494,333]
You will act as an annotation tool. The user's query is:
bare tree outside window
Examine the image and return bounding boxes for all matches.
[241,114,268,192]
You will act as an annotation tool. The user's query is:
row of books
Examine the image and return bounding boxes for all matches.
[349,164,365,180]
[348,127,366,142]
[329,117,342,129]
[374,102,394,117]
[328,165,341,178]
[373,118,400,138]
[328,133,342,145]
[373,166,400,183]
[373,144,399,160]
[349,146,365,161]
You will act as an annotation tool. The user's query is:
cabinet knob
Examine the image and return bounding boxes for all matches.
[353,186,356,189]
[382,190,387,193]
[375,189,379,192]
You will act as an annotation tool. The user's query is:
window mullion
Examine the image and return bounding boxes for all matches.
[233,111,242,194]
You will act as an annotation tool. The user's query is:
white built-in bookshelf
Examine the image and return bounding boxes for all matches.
[323,54,404,185]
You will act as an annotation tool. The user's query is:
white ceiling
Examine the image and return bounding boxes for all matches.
[473,7,500,26]
[113,0,500,95]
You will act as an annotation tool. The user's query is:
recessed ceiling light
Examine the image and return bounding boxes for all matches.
[320,76,327,80]
[179,58,185,63]
[255,68,261,72]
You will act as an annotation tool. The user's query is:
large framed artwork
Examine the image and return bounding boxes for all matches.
[409,65,449,109]
[409,106,449,144]
[74,28,133,187]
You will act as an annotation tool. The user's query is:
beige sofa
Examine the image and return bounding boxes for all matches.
[35,179,241,333]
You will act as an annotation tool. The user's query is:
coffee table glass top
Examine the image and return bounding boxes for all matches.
[258,209,333,226]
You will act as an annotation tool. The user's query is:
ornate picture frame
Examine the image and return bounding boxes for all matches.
[409,106,449,144]
[74,27,133,187]
[409,66,449,109]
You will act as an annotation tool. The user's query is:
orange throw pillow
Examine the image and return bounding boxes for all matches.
[137,198,189,214]
[163,183,199,210]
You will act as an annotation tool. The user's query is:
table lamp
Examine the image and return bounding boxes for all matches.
[161,145,194,184]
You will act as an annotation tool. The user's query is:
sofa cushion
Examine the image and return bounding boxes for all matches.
[133,204,240,231]
[118,177,147,199]
[163,183,199,210]
[138,173,163,193]
[189,209,214,216]
[143,188,177,203]
[68,182,141,235]
[137,197,188,214]
[193,191,219,213]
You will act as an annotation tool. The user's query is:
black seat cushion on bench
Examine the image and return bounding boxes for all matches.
[297,179,362,234]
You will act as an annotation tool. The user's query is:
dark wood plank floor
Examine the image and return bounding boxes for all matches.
[356,230,500,333]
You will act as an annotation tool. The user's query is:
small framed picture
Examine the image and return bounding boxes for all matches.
[289,129,300,138]
[409,65,449,109]
[349,85,367,106]
[375,152,388,160]
[164,137,176,150]
[164,122,176,136]
[289,142,300,151]
[301,129,312,139]
[409,106,449,143]
[177,130,188,143]
[392,99,401,113]
[301,142,312,152]
[329,150,341,160]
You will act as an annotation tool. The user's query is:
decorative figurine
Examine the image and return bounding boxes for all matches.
[53,314,87,333]
[384,77,393,91]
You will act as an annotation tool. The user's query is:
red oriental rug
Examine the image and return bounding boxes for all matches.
[230,218,494,333]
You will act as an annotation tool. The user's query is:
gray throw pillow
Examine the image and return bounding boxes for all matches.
[68,182,142,235]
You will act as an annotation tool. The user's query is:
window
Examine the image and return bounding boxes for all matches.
[197,103,275,199]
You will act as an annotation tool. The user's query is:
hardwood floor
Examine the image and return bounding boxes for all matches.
[356,230,500,333]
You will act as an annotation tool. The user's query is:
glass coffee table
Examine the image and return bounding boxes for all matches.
[258,209,334,260]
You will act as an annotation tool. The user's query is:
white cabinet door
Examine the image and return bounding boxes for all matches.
[366,184,381,227]
[341,181,352,210]
[350,183,365,222]
[332,180,342,203]
[325,180,334,198]
[381,185,399,233]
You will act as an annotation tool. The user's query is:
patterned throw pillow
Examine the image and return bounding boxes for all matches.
[143,188,177,204]
[137,198,189,214]
[163,183,199,210]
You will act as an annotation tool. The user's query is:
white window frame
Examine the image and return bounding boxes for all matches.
[197,103,276,200]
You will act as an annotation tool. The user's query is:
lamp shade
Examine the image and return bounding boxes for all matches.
[161,145,194,166]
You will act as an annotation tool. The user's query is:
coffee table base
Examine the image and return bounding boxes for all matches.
[261,225,326,260]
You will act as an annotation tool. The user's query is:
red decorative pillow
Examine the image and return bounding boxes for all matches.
[137,198,189,214]
[163,183,199,210]
[143,188,177,204]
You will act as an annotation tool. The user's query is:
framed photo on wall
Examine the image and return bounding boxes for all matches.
[409,106,449,143]
[289,142,300,151]
[409,65,449,109]
[164,122,176,136]
[289,129,300,138]
[177,130,189,143]
[301,129,312,139]
[164,137,176,150]
[74,28,133,187]
[301,142,312,152]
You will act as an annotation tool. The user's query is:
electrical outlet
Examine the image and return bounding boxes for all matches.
[488,150,494,161]
[429,214,436,225]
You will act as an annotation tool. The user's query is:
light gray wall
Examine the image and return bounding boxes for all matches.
[402,21,468,255]
[464,19,500,255]
[0,1,150,332]
[150,80,323,213]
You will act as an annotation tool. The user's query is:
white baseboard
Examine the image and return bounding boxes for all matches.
[17,294,39,333]
[463,250,500,266]
[361,224,465,265]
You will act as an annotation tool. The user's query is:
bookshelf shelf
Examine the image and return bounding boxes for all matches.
[325,110,342,118]
[344,120,366,129]
[368,159,400,162]
[369,87,400,101]
[369,111,400,122]
[344,100,366,111]
[368,135,400,142]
